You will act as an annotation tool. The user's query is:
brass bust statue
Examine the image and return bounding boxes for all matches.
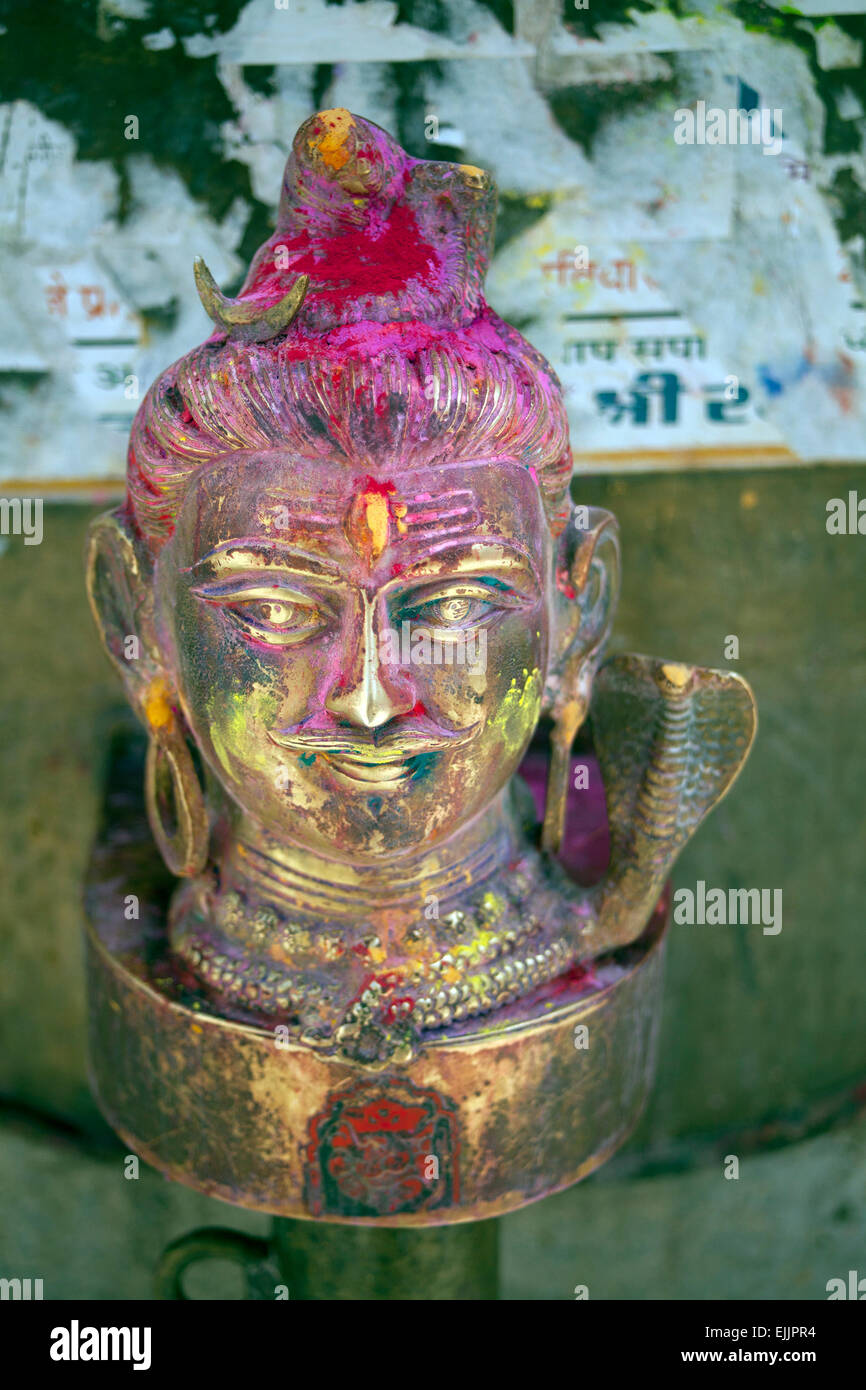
[85,110,755,1222]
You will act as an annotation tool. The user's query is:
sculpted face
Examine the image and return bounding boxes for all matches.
[154,452,552,861]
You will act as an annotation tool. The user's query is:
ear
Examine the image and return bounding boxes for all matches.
[85,508,164,722]
[545,504,620,723]
[540,505,620,856]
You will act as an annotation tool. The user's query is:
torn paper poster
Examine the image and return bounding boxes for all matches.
[0,0,864,487]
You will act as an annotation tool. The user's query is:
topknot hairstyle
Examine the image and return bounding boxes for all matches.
[126,109,573,552]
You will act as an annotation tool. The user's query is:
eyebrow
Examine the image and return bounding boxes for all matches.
[189,541,342,580]
[189,538,540,591]
[384,542,540,590]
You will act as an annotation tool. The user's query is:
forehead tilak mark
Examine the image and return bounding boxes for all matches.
[257,488,482,549]
[343,484,393,563]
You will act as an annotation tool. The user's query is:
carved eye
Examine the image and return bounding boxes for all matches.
[222,594,330,646]
[248,600,293,625]
[428,596,473,624]
[405,590,497,632]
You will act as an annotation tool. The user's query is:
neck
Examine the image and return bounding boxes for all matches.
[219,789,521,920]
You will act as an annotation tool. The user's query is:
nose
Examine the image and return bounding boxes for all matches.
[324,593,416,729]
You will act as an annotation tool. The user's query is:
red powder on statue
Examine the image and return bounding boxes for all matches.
[383,997,416,1024]
[362,475,396,497]
[252,203,441,309]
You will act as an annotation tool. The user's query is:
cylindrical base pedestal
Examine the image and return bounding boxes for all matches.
[85,737,668,1226]
[87,905,665,1224]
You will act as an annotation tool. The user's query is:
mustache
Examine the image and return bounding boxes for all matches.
[269,716,479,761]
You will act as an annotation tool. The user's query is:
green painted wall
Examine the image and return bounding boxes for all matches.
[1,466,864,1296]
[2,466,863,1150]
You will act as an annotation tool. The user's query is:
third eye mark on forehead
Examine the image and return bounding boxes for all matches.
[272,491,480,522]
[260,488,482,551]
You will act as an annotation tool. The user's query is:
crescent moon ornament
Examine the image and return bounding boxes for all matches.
[193,257,309,343]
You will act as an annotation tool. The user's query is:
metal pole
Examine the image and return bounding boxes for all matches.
[273,1216,500,1300]
[155,1217,500,1300]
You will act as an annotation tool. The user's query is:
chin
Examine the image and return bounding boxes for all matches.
[323,806,466,862]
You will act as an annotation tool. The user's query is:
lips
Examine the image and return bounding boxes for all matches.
[267,718,479,792]
[324,753,416,788]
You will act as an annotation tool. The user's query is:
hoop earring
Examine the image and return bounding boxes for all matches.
[144,704,209,878]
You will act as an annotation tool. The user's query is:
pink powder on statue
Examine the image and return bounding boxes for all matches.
[274,312,513,366]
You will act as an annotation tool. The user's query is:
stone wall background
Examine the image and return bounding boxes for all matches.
[1,0,865,1299]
